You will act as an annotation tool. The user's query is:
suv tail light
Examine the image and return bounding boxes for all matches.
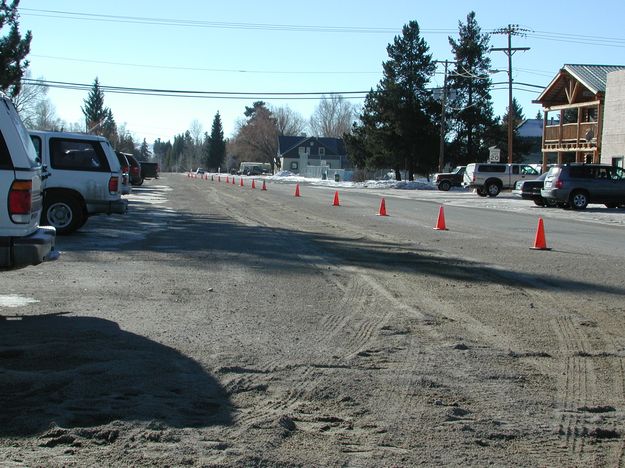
[555,179,563,189]
[109,176,119,194]
[8,180,33,223]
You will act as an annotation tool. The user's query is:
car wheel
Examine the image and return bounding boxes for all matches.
[438,180,451,191]
[41,194,85,235]
[476,187,488,197]
[569,190,589,210]
[533,198,546,207]
[486,182,501,197]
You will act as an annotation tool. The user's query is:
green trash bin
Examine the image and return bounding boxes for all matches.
[334,173,340,182]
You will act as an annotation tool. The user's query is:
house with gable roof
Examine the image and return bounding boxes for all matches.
[533,64,625,168]
[278,136,349,176]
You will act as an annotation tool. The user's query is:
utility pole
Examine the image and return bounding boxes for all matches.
[491,25,529,163]
[435,59,457,173]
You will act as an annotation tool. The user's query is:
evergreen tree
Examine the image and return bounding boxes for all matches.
[139,138,151,161]
[205,111,226,171]
[349,21,438,180]
[81,78,117,142]
[0,0,31,96]
[447,11,496,165]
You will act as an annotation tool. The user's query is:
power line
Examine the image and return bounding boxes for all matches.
[30,54,380,75]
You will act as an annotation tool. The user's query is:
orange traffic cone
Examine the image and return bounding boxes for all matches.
[433,206,448,230]
[378,198,388,216]
[332,191,340,206]
[218,175,221,182]
[261,180,267,191]
[251,179,256,189]
[294,184,301,197]
[226,176,230,184]
[240,177,244,187]
[531,217,551,250]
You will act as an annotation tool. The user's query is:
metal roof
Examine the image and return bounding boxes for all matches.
[534,64,625,105]
[563,64,625,94]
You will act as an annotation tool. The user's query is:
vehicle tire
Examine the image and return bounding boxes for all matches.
[438,180,451,191]
[485,180,501,197]
[569,190,589,210]
[41,193,85,235]
[533,198,546,207]
[476,187,488,197]
[135,178,144,186]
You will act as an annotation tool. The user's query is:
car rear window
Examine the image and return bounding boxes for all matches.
[0,130,13,169]
[568,166,593,179]
[477,165,506,173]
[49,138,111,172]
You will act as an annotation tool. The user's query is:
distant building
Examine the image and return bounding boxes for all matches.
[534,64,625,167]
[278,136,349,177]
[600,70,625,168]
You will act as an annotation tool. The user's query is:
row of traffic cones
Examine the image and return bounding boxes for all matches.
[194,174,551,250]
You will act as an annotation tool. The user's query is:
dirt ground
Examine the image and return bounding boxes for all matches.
[2,174,625,467]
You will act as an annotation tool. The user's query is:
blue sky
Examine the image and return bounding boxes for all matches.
[17,0,625,144]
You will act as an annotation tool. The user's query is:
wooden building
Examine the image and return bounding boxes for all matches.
[534,64,625,168]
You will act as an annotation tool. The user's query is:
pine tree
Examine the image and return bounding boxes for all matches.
[447,11,496,165]
[0,0,31,96]
[81,78,117,142]
[349,21,438,180]
[206,111,225,171]
[139,138,151,161]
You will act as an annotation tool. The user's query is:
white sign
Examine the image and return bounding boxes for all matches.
[489,148,501,162]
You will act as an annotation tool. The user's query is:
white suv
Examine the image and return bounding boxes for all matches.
[0,96,57,269]
[29,131,128,234]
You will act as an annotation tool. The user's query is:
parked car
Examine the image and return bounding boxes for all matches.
[0,95,57,269]
[433,166,466,191]
[30,130,128,234]
[124,153,143,186]
[139,161,159,180]
[512,172,553,206]
[195,168,205,175]
[463,163,541,197]
[541,163,625,210]
[114,151,131,195]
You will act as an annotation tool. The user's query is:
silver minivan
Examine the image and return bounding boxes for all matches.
[0,96,57,269]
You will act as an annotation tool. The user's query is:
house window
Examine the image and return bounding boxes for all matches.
[319,147,325,156]
[290,161,298,170]
[612,157,624,169]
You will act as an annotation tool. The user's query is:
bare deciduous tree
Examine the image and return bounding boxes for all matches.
[12,71,51,127]
[231,103,278,169]
[309,94,357,138]
[272,105,307,136]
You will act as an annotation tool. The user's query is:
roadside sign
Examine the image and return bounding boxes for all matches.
[489,147,501,162]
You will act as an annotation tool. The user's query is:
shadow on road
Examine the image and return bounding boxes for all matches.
[0,314,232,436]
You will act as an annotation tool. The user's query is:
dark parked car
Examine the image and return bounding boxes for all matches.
[512,172,552,206]
[139,161,159,180]
[124,153,143,186]
[434,166,465,191]
[541,163,625,210]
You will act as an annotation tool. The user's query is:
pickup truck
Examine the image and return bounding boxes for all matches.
[30,130,128,234]
[0,96,57,269]
[433,166,465,191]
[463,163,540,197]
[139,161,159,181]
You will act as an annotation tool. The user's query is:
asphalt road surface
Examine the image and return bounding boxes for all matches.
[2,173,625,467]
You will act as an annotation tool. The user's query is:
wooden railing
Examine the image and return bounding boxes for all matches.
[544,122,598,144]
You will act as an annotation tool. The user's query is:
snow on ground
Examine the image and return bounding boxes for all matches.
[197,171,625,227]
